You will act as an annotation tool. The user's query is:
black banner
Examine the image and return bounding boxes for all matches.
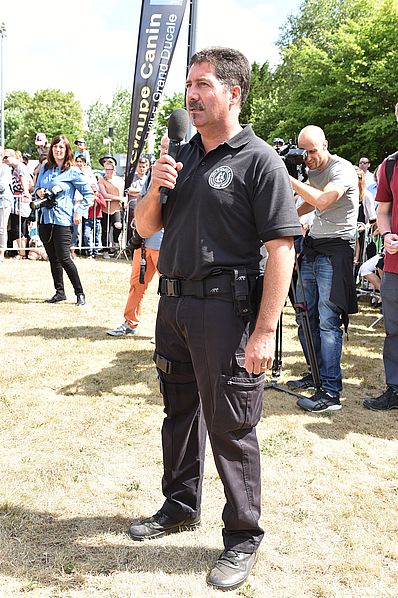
[125,0,188,189]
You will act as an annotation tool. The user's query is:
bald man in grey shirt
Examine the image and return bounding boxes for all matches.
[289,125,359,412]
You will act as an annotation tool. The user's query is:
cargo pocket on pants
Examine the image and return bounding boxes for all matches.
[212,374,265,434]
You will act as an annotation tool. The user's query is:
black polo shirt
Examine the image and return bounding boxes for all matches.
[158,125,301,280]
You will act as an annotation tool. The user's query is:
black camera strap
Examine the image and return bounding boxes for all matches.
[139,239,147,284]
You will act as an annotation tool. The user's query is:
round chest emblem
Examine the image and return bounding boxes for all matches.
[208,166,233,189]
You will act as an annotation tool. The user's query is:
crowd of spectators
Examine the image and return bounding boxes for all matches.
[0,134,151,262]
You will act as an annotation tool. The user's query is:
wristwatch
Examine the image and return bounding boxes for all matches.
[381,231,391,240]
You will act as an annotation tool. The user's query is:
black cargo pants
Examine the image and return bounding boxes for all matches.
[154,294,265,553]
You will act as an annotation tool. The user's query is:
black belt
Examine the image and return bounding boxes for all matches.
[158,274,234,299]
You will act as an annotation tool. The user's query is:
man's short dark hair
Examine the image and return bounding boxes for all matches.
[189,47,251,109]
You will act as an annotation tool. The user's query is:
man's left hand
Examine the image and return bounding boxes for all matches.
[244,330,275,375]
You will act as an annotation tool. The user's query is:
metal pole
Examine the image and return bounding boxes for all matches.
[186,0,198,72]
[0,23,6,149]
[186,0,198,140]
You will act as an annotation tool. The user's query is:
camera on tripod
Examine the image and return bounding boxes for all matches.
[30,186,60,210]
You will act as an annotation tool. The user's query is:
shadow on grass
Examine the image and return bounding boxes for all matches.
[262,381,398,441]
[0,504,218,592]
[7,325,110,340]
[260,304,394,439]
[58,349,163,406]
[0,291,90,306]
[0,292,47,304]
[6,325,154,342]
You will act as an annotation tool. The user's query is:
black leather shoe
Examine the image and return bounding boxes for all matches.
[76,293,86,306]
[128,510,200,541]
[207,549,257,591]
[45,293,66,303]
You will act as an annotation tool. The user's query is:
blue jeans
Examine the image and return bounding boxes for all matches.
[296,254,343,396]
[83,218,101,256]
[71,223,80,248]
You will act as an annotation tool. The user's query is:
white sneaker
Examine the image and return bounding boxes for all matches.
[106,322,138,336]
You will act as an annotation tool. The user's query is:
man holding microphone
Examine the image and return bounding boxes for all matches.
[128,47,301,591]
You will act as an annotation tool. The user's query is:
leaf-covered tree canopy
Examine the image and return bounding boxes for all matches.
[4,0,398,169]
[247,0,398,165]
[4,89,84,157]
[85,89,131,168]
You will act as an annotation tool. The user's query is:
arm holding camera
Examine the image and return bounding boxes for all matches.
[290,175,344,212]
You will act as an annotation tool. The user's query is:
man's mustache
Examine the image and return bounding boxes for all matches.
[188,101,204,111]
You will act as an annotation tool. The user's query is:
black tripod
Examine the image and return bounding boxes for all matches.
[264,256,321,399]
[114,201,129,261]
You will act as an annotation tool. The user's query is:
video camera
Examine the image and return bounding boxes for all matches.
[282,147,307,166]
[276,140,308,181]
[30,185,62,210]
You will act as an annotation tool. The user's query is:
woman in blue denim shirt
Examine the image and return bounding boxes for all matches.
[34,135,94,305]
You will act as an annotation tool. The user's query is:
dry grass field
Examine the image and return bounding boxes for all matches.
[0,257,397,598]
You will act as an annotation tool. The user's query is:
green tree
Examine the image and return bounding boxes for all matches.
[9,89,84,157]
[84,100,109,168]
[85,88,132,168]
[278,0,371,51]
[273,0,398,163]
[240,62,281,142]
[4,91,31,150]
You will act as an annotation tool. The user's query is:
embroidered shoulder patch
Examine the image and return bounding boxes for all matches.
[208,166,233,189]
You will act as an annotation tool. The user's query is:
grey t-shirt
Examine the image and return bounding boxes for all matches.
[309,155,359,243]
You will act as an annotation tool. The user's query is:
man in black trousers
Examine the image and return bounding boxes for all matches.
[129,47,301,591]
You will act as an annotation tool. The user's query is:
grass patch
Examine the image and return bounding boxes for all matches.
[0,259,397,597]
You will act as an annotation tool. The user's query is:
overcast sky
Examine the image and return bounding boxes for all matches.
[1,0,301,109]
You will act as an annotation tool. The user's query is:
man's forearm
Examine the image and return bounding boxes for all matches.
[135,184,163,238]
[376,202,392,235]
[290,176,339,211]
[255,239,295,335]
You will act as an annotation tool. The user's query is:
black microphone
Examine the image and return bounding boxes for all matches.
[159,108,189,205]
